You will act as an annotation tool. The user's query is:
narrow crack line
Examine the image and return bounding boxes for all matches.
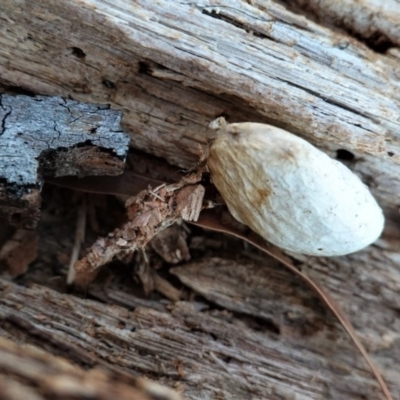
[200,4,316,35]
[59,97,74,115]
[53,121,61,136]
[0,101,12,136]
[52,121,62,148]
[275,77,377,124]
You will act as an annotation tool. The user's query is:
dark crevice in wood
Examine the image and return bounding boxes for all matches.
[202,9,245,29]
[71,46,86,59]
[336,149,355,161]
[138,61,151,75]
[102,79,116,89]
[347,28,394,54]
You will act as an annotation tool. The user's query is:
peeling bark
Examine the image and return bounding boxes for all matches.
[0,95,129,228]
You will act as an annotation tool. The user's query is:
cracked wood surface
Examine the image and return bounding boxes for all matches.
[0,1,400,400]
[1,0,400,216]
[0,94,129,228]
[2,0,400,160]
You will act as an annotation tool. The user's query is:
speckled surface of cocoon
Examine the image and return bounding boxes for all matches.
[207,122,384,256]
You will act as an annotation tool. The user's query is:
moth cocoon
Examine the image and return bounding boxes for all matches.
[207,122,384,256]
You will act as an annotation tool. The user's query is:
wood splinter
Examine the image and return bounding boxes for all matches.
[74,173,205,276]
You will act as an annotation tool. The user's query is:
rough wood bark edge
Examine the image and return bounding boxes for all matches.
[0,94,129,228]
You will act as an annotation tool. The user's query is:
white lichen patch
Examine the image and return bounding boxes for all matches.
[207,122,384,256]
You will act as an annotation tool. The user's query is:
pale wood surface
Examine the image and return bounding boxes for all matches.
[0,1,400,399]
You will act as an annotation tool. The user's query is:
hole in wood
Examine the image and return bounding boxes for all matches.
[336,149,355,161]
[102,79,115,89]
[71,47,86,59]
[138,61,150,74]
[11,213,22,223]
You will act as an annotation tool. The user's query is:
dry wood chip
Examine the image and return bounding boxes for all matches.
[75,175,205,276]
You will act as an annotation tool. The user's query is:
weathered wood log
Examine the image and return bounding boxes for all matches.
[0,1,400,400]
[1,0,400,214]
[2,1,400,160]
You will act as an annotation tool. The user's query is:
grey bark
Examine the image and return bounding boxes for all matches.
[0,95,129,228]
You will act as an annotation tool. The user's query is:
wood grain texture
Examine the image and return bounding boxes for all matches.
[1,0,400,159]
[1,0,400,213]
[0,1,400,399]
[285,0,400,50]
[0,276,393,400]
[0,335,173,400]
